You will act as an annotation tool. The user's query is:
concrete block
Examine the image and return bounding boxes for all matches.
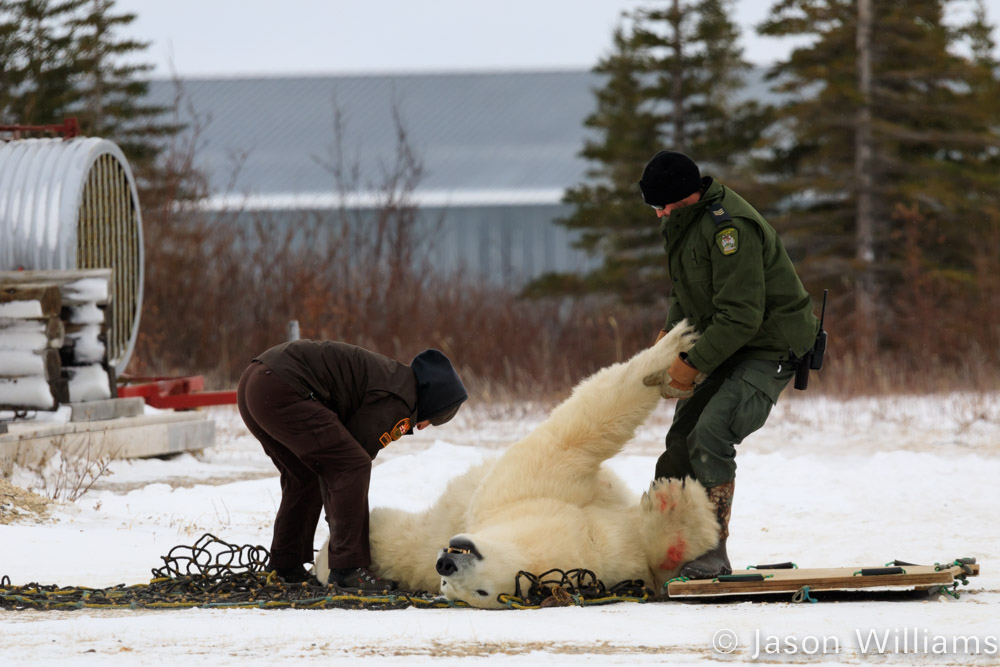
[0,412,215,475]
[68,397,145,422]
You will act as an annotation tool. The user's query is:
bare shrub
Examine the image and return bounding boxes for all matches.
[129,97,667,400]
[129,91,1000,399]
[18,436,116,503]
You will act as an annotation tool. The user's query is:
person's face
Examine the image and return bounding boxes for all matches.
[416,419,432,430]
[652,191,701,217]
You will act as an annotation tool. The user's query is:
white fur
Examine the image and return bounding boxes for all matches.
[315,322,719,607]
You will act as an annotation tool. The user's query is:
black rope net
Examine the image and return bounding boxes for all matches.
[506,568,652,608]
[0,533,655,611]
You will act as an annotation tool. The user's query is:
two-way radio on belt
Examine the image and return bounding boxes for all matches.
[794,289,828,391]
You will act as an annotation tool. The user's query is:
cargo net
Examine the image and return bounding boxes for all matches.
[0,533,654,611]
[501,568,653,608]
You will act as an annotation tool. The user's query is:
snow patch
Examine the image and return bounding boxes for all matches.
[66,303,104,325]
[0,376,54,409]
[66,364,111,402]
[0,329,48,350]
[0,397,997,665]
[0,300,43,319]
[65,324,105,363]
[62,277,109,303]
[0,350,45,376]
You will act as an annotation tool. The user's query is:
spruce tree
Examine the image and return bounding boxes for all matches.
[525,25,664,301]
[633,0,765,164]
[526,0,764,304]
[0,0,86,125]
[758,0,1000,351]
[0,0,179,188]
[68,0,178,178]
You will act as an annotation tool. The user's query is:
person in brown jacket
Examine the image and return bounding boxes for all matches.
[237,340,467,592]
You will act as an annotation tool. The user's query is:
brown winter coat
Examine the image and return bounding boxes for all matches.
[256,340,418,459]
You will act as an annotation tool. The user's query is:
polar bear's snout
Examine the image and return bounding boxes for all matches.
[436,536,482,576]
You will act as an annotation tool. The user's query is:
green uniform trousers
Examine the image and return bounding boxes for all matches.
[654,358,795,487]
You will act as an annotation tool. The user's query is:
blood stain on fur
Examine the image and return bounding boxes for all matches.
[658,538,687,571]
[656,490,676,513]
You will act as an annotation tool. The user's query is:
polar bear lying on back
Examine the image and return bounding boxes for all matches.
[315,323,719,608]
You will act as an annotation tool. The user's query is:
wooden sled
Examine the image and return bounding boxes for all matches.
[665,558,979,602]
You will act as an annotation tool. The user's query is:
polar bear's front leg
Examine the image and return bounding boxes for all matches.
[536,321,699,467]
[468,322,698,519]
[639,477,720,588]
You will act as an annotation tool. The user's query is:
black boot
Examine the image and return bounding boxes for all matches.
[268,563,313,583]
[329,567,398,593]
[680,481,734,579]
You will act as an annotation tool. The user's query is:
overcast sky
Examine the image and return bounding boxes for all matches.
[115,0,1000,78]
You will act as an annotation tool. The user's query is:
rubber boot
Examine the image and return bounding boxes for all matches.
[679,481,734,579]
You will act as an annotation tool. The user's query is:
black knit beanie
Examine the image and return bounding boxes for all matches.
[411,349,468,426]
[638,151,702,207]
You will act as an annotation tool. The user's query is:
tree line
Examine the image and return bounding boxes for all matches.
[531,0,1000,368]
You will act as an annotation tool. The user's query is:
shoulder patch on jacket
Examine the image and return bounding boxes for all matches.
[379,418,412,448]
[709,204,733,225]
[715,227,739,255]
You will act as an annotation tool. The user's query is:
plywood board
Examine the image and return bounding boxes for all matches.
[666,562,978,598]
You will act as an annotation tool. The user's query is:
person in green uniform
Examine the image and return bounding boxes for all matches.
[638,151,820,579]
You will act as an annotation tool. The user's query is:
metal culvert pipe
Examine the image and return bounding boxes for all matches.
[0,137,144,375]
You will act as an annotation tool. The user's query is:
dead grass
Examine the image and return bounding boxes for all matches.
[0,478,53,524]
[126,86,1000,399]
[128,94,670,397]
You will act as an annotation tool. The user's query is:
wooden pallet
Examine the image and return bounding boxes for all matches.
[665,560,979,599]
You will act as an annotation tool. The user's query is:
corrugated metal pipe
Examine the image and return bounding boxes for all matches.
[0,136,144,375]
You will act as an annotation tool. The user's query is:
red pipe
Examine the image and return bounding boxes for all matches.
[0,117,80,138]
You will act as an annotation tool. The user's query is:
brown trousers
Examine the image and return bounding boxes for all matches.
[237,361,373,569]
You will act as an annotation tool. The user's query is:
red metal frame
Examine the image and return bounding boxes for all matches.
[118,375,237,410]
[0,117,80,139]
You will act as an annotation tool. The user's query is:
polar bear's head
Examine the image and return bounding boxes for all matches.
[434,518,566,610]
[435,533,525,609]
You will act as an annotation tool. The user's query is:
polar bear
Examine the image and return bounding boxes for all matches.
[314,323,719,608]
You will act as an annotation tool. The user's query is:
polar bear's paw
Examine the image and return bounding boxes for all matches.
[638,477,720,587]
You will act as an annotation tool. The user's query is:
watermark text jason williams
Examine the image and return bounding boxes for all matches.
[711,627,1000,658]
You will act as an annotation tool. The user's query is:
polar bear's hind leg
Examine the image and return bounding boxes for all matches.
[639,476,719,588]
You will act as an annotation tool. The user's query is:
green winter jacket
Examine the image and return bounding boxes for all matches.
[661,178,819,375]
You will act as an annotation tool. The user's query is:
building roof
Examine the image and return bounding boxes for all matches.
[145,68,775,206]
[147,70,597,204]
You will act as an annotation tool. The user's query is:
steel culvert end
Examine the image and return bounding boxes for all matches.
[0,136,145,375]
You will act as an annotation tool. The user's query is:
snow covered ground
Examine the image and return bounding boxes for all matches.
[2,392,999,665]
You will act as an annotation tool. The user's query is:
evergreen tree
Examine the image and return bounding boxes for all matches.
[68,0,178,178]
[957,0,1000,205]
[525,25,664,301]
[0,0,179,188]
[758,0,1000,351]
[0,0,86,125]
[633,0,765,164]
[526,0,764,303]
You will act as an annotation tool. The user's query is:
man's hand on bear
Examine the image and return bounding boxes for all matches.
[643,353,706,399]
